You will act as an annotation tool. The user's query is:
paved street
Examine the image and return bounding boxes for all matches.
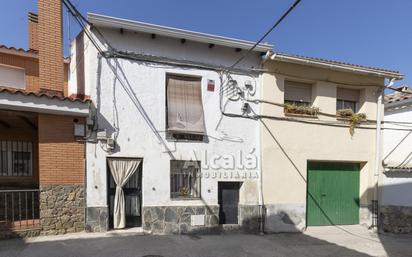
[0,226,411,257]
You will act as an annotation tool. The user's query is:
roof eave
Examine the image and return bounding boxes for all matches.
[88,13,273,52]
[270,53,403,80]
[385,97,412,110]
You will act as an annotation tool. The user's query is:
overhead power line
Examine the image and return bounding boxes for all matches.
[228,0,302,70]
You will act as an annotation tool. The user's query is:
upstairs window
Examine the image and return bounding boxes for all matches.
[0,64,25,89]
[284,81,312,107]
[0,141,32,177]
[336,88,360,113]
[166,75,205,141]
[170,160,201,199]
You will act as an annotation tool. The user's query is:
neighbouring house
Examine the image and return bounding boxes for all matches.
[381,85,412,233]
[70,13,272,233]
[260,53,403,232]
[0,0,89,238]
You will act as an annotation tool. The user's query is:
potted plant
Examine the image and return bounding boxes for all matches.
[284,103,320,117]
[337,109,367,135]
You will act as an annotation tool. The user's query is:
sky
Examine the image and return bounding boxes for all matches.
[0,0,411,87]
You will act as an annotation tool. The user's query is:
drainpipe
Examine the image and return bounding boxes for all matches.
[372,78,395,228]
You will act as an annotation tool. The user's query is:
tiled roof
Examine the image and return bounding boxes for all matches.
[0,86,90,103]
[0,44,70,62]
[274,52,402,78]
[0,44,38,54]
[384,85,412,104]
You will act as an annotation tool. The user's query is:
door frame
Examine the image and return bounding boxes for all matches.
[106,157,143,229]
[306,161,360,227]
[218,181,241,225]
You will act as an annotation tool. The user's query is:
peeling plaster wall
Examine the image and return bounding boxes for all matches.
[77,27,263,231]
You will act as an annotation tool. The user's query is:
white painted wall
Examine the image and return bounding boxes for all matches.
[77,27,263,209]
[0,64,25,89]
[382,103,412,207]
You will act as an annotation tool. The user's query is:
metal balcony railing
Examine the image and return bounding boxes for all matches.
[0,189,40,230]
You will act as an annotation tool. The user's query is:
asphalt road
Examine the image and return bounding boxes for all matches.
[0,226,411,257]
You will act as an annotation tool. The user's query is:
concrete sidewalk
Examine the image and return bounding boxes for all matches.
[0,225,411,257]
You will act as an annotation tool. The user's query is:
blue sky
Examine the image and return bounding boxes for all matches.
[1,0,411,87]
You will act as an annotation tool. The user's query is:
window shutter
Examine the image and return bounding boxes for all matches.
[284,81,312,103]
[337,88,360,102]
[167,75,205,134]
[0,65,25,89]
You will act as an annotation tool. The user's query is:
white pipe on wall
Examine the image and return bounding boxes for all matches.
[373,78,395,201]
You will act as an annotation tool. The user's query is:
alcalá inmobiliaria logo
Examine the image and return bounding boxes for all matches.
[180,148,259,179]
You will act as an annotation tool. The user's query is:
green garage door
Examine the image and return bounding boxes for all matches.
[307,162,360,226]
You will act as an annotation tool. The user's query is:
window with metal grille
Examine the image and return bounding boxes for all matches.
[0,141,33,176]
[170,160,201,199]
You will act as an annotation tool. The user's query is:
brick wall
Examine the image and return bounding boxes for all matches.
[38,0,64,93]
[0,52,69,94]
[28,12,39,51]
[38,114,85,186]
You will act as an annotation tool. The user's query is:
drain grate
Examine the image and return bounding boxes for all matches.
[142,255,164,257]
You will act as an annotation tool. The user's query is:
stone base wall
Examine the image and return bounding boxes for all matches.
[40,185,85,235]
[0,228,42,240]
[86,207,109,232]
[264,204,306,233]
[359,204,372,226]
[380,205,412,233]
[143,206,219,234]
[239,205,261,233]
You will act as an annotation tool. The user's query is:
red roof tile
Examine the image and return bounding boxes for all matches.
[0,44,38,54]
[384,85,412,104]
[275,52,402,76]
[0,86,91,104]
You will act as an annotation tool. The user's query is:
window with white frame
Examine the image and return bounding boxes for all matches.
[336,88,360,112]
[166,75,206,141]
[284,81,313,106]
[170,160,200,199]
[0,141,32,176]
[0,64,25,89]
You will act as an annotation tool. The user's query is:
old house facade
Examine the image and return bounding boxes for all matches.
[71,13,272,233]
[0,0,89,237]
[260,53,402,232]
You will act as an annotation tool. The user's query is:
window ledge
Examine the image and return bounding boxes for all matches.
[284,112,319,119]
[171,197,202,201]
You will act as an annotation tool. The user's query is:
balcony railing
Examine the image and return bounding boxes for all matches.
[0,189,40,230]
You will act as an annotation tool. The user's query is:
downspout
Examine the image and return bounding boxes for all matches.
[258,51,272,235]
[372,77,395,228]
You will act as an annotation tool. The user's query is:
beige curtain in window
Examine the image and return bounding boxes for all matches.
[108,158,141,229]
[167,75,205,134]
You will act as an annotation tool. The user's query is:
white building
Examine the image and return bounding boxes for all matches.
[69,13,272,233]
[382,85,412,233]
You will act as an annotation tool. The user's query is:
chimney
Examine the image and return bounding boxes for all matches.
[28,12,38,51]
[38,0,64,95]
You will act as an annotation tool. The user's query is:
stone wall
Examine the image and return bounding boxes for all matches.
[40,185,85,235]
[86,207,108,232]
[239,205,261,233]
[380,205,412,233]
[143,206,219,234]
[264,204,306,233]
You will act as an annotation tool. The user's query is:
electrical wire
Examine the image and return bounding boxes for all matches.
[220,0,303,96]
[228,0,302,70]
